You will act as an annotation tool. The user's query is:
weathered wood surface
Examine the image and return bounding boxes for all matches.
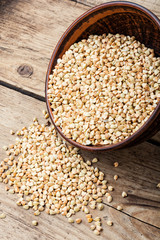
[0,0,87,96]
[0,0,160,239]
[0,86,160,239]
[1,194,160,240]
[81,146,160,228]
[76,0,160,18]
[1,189,159,240]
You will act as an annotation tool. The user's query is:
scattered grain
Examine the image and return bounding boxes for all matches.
[108,186,114,191]
[32,220,38,226]
[96,225,103,231]
[157,183,160,188]
[107,195,113,203]
[107,220,113,226]
[87,217,93,223]
[86,214,92,219]
[10,130,15,135]
[2,146,8,151]
[114,175,118,181]
[76,218,82,224]
[92,158,98,163]
[93,229,100,235]
[68,218,74,223]
[90,224,96,230]
[98,203,104,211]
[94,217,101,222]
[34,211,41,216]
[122,191,128,198]
[8,189,15,194]
[0,213,6,219]
[114,162,119,168]
[117,205,123,211]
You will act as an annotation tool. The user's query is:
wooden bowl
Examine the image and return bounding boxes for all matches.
[45,1,160,151]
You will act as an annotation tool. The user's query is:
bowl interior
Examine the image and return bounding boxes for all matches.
[53,2,160,67]
[46,2,160,151]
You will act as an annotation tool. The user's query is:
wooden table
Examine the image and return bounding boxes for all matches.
[0,0,160,239]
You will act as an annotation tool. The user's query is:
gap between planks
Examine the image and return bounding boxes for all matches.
[103,201,160,230]
[0,184,160,240]
[0,80,45,102]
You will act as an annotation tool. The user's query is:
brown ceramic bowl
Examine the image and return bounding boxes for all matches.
[45,1,160,151]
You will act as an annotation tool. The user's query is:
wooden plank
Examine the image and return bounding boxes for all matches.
[152,132,160,143]
[0,0,87,96]
[81,146,160,228]
[0,85,160,240]
[76,0,160,18]
[1,188,159,240]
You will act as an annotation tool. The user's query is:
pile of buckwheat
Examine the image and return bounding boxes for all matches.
[1,116,126,235]
[48,33,160,145]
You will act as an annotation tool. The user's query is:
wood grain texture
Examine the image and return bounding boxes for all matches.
[75,0,160,18]
[1,188,159,240]
[0,0,87,96]
[0,85,160,240]
[80,146,160,228]
[152,131,160,143]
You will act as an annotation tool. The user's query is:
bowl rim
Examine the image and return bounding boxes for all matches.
[45,1,160,151]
